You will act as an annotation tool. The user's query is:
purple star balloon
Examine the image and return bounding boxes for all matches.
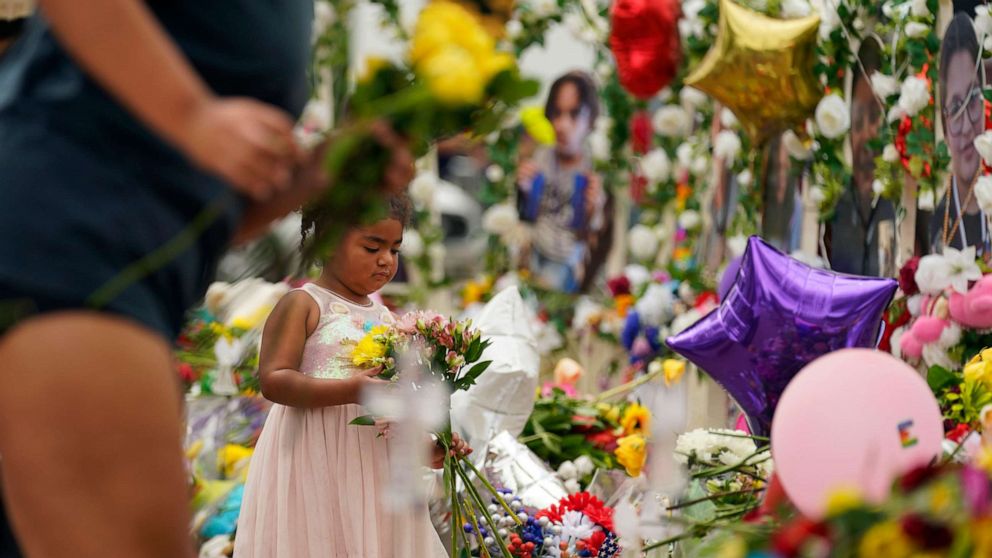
[666,236,897,436]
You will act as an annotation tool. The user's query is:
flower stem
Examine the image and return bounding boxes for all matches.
[460,493,491,558]
[666,487,763,511]
[454,464,516,558]
[447,462,461,558]
[593,365,666,403]
[462,458,523,526]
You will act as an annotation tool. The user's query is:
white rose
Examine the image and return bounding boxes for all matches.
[883,0,910,20]
[678,281,696,303]
[780,0,811,18]
[728,234,748,257]
[658,87,674,103]
[918,189,936,211]
[720,108,739,129]
[683,0,706,20]
[624,264,652,290]
[872,179,885,196]
[811,186,827,204]
[485,164,505,183]
[482,204,519,236]
[589,131,611,162]
[628,224,660,261]
[975,132,992,166]
[573,455,595,476]
[402,229,425,258]
[409,172,437,208]
[915,254,951,295]
[678,209,701,231]
[596,62,613,80]
[691,155,709,176]
[679,18,705,39]
[883,144,900,163]
[636,284,674,326]
[737,170,753,187]
[976,6,992,38]
[811,0,840,38]
[910,0,929,17]
[532,0,558,18]
[782,129,812,160]
[641,149,672,183]
[676,143,693,170]
[871,72,901,99]
[814,94,850,139]
[898,76,930,116]
[853,17,865,32]
[563,13,585,36]
[887,105,907,123]
[680,87,708,110]
[714,130,742,163]
[557,460,579,480]
[505,19,523,39]
[976,175,992,214]
[652,105,691,137]
[564,478,581,494]
[905,22,930,39]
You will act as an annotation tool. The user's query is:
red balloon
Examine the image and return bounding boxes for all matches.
[609,0,681,99]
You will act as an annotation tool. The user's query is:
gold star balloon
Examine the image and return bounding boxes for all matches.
[685,0,822,145]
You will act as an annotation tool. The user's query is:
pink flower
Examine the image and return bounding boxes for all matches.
[542,381,578,397]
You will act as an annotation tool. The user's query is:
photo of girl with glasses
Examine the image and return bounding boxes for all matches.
[931,13,990,256]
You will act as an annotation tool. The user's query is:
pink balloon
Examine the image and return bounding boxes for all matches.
[770,349,943,519]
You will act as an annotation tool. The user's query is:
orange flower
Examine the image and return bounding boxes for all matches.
[615,294,635,317]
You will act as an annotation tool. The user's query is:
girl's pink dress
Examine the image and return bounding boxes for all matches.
[235,283,445,557]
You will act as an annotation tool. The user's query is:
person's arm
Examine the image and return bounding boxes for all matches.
[258,292,382,407]
[38,0,297,198]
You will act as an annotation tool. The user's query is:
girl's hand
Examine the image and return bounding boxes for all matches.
[430,432,473,468]
[351,367,388,405]
[179,97,301,200]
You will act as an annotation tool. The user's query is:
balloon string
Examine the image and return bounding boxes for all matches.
[822,0,887,112]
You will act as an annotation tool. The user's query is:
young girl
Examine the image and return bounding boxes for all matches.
[236,195,468,557]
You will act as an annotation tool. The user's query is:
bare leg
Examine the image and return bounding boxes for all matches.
[0,313,193,558]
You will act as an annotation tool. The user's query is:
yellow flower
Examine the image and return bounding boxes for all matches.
[621,403,651,436]
[218,444,253,480]
[858,521,914,558]
[209,322,231,340]
[982,348,992,361]
[965,360,992,388]
[976,446,992,475]
[597,402,621,424]
[520,106,556,145]
[716,537,747,558]
[824,485,863,517]
[663,359,686,387]
[972,518,992,557]
[229,305,274,332]
[352,325,390,367]
[419,45,486,105]
[358,56,390,84]
[462,279,491,306]
[615,434,647,477]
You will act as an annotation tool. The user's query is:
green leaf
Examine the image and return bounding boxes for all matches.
[455,360,492,391]
[349,415,377,426]
[928,366,959,393]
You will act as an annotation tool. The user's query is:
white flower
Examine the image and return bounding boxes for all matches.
[675,143,693,170]
[814,94,850,139]
[883,143,900,163]
[883,0,910,20]
[943,246,982,294]
[976,6,992,38]
[402,229,424,258]
[975,132,992,167]
[595,61,613,80]
[871,71,901,99]
[482,204,519,236]
[899,76,930,116]
[907,294,923,316]
[563,12,585,36]
[811,186,827,204]
[531,0,558,18]
[923,344,959,370]
[199,535,233,558]
[648,359,663,376]
[573,455,595,476]
[640,149,672,183]
[810,0,840,39]
[557,460,579,480]
[782,130,812,160]
[589,130,610,162]
[679,17,705,40]
[720,108,739,129]
[628,224,660,262]
[915,253,951,294]
[977,175,992,214]
[678,209,702,231]
[572,297,603,329]
[780,0,812,18]
[918,189,936,211]
[905,21,930,39]
[312,1,337,38]
[872,179,886,196]
[670,309,702,335]
[714,130,742,163]
[485,164,505,183]
[938,323,962,349]
[888,105,907,123]
[678,281,696,303]
[505,19,523,39]
[624,264,652,290]
[691,155,709,176]
[409,172,437,208]
[728,234,748,257]
[560,510,595,540]
[563,478,582,494]
[737,170,753,187]
[910,0,929,17]
[652,105,691,137]
[636,284,674,327]
[853,17,865,32]
[890,327,905,359]
[680,87,708,110]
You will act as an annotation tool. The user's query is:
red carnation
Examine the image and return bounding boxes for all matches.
[946,423,970,443]
[583,530,607,554]
[899,256,921,296]
[607,276,632,297]
[630,112,653,155]
[178,363,197,384]
[586,430,619,452]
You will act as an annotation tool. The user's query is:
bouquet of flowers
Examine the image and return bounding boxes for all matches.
[462,489,622,558]
[304,0,539,260]
[175,315,261,396]
[691,463,992,558]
